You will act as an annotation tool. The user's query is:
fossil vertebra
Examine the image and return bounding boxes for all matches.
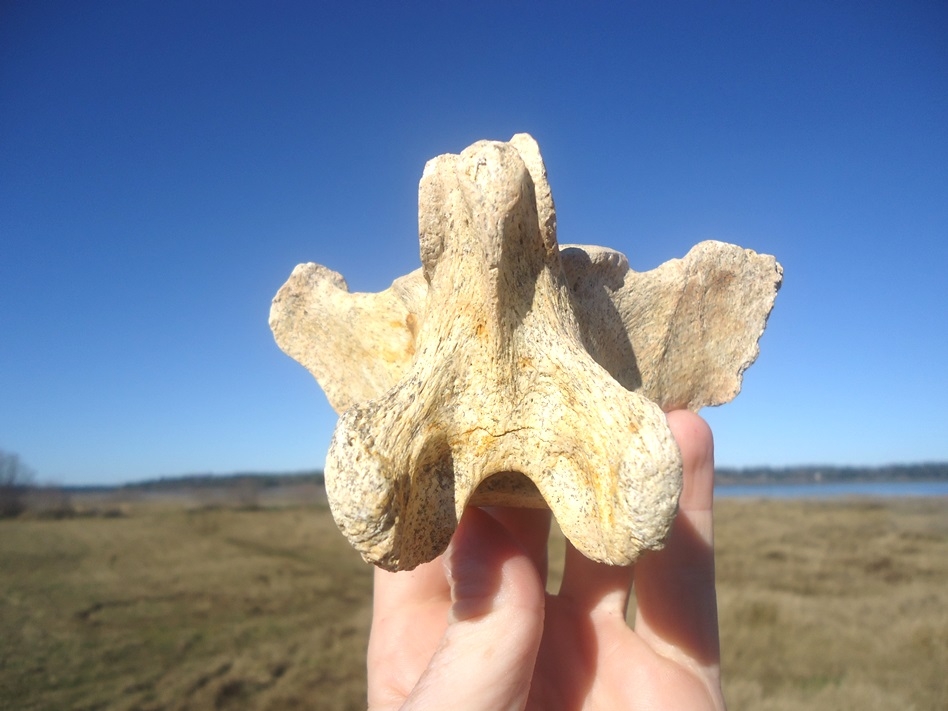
[270,134,782,571]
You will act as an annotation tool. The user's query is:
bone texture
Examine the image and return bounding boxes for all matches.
[270,134,782,571]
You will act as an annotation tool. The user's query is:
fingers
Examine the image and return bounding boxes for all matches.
[558,541,634,619]
[372,555,450,619]
[483,506,552,582]
[370,507,551,623]
[369,507,551,709]
[400,507,545,711]
[368,558,453,708]
[633,410,722,682]
[667,409,716,516]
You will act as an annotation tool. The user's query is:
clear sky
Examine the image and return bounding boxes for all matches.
[2,2,946,486]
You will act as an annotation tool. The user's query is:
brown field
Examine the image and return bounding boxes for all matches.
[1,493,946,710]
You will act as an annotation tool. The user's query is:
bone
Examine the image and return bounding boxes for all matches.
[270,134,782,571]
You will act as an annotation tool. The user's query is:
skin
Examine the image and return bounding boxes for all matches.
[367,410,725,710]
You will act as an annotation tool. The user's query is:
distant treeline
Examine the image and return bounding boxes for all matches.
[63,470,325,493]
[715,463,948,485]
[59,463,948,493]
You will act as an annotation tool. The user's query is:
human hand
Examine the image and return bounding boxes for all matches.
[366,409,725,710]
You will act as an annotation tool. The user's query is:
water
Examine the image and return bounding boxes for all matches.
[714,480,948,499]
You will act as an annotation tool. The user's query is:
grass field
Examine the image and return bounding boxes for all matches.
[1,492,946,710]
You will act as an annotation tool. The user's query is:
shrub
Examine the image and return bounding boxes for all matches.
[0,450,35,518]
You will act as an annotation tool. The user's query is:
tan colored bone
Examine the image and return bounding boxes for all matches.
[269,134,782,571]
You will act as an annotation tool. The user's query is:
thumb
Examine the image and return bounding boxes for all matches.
[402,507,545,711]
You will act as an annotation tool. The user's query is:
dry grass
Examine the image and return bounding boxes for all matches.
[1,494,946,710]
[0,500,371,710]
[715,498,948,710]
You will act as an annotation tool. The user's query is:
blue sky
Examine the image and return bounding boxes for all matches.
[2,2,946,486]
